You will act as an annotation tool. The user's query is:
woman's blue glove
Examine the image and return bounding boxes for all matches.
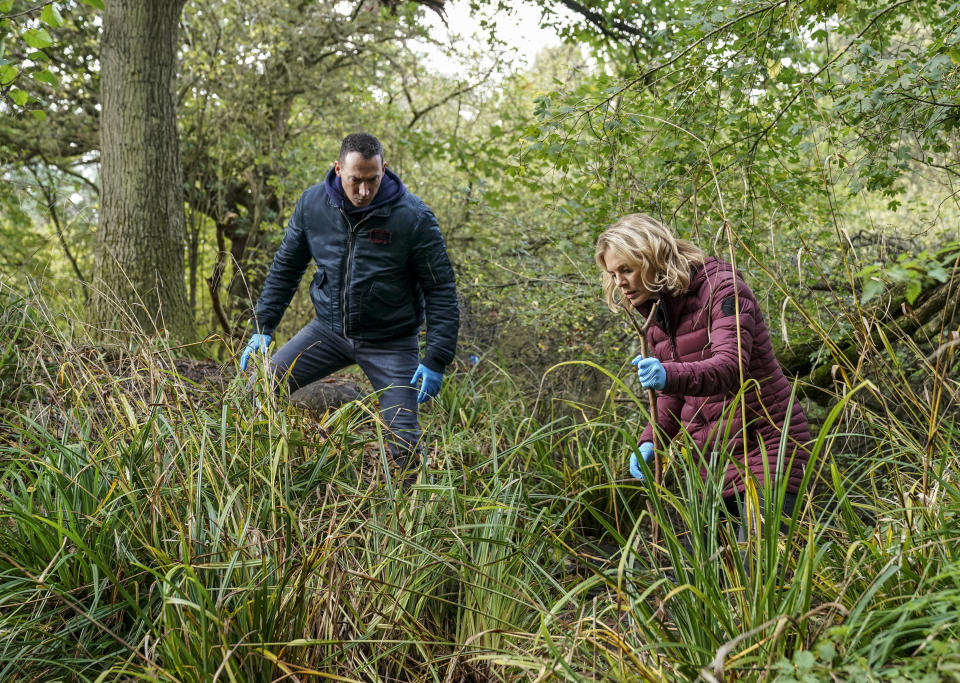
[239,333,272,370]
[410,363,443,403]
[632,354,666,390]
[629,442,655,480]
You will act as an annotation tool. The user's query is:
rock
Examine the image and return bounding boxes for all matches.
[290,376,363,412]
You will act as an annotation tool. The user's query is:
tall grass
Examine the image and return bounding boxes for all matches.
[1,281,958,681]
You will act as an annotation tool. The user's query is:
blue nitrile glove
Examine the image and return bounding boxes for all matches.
[239,333,272,371]
[410,363,443,403]
[629,442,655,480]
[632,354,667,390]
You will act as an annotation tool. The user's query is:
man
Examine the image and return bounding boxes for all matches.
[240,132,459,472]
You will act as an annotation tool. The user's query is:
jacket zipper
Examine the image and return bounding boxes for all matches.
[339,208,374,335]
[658,298,680,360]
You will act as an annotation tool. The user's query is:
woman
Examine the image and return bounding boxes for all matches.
[595,213,811,525]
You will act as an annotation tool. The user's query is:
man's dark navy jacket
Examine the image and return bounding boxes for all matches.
[253,167,459,373]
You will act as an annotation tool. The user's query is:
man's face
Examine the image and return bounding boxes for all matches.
[335,152,385,208]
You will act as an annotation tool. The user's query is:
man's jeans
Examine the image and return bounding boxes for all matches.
[269,318,421,465]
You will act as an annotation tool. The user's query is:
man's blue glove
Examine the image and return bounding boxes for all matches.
[629,442,655,480]
[239,333,272,371]
[410,363,443,403]
[632,354,667,390]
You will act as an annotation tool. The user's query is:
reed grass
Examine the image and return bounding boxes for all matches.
[0,280,958,681]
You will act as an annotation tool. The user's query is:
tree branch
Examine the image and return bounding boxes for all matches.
[27,164,90,301]
[604,0,791,105]
[406,66,498,129]
[748,0,915,157]
[554,0,647,40]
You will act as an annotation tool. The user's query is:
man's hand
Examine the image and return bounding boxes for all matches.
[629,442,655,480]
[239,333,272,371]
[410,363,443,403]
[632,354,666,390]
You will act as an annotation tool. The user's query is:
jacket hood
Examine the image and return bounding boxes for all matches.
[324,166,406,215]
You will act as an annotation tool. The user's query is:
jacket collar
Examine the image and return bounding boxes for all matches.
[634,259,713,333]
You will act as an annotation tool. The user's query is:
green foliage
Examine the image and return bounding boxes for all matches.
[858,242,960,305]
[0,0,80,113]
[0,174,45,276]
[520,0,958,244]
[461,0,960,407]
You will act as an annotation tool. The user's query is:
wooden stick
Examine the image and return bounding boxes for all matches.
[622,299,662,551]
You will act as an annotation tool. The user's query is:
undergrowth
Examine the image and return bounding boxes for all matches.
[0,283,958,682]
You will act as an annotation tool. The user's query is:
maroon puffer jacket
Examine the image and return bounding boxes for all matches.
[637,257,810,496]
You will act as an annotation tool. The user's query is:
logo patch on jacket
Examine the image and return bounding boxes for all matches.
[720,296,737,316]
[369,229,392,245]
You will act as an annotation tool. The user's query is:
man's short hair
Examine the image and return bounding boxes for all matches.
[339,133,383,161]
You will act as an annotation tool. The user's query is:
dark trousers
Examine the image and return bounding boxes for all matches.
[721,490,798,543]
[269,318,421,464]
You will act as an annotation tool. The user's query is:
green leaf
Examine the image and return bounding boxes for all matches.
[8,87,27,106]
[32,68,57,86]
[0,62,16,85]
[815,640,836,662]
[31,109,46,121]
[767,59,782,79]
[861,278,885,303]
[41,4,63,28]
[793,650,816,672]
[23,28,53,49]
[905,278,922,305]
[0,0,13,13]
[79,0,105,8]
[928,265,949,283]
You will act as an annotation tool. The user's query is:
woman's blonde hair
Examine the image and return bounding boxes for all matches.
[595,213,705,312]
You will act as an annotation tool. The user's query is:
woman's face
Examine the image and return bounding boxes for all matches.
[602,248,653,306]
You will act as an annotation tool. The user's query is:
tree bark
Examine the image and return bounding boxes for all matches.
[92,0,194,341]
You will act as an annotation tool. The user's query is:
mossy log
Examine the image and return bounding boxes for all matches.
[778,278,957,402]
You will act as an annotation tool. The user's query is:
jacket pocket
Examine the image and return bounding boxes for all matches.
[364,280,414,327]
[311,267,329,302]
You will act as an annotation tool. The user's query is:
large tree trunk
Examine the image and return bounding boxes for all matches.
[92,0,194,341]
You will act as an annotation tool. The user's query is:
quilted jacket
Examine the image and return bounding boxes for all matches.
[253,169,459,372]
[637,257,811,495]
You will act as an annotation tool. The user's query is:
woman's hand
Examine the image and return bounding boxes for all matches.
[632,355,667,390]
[629,442,655,479]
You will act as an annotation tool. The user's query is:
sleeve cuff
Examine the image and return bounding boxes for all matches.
[420,357,445,374]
